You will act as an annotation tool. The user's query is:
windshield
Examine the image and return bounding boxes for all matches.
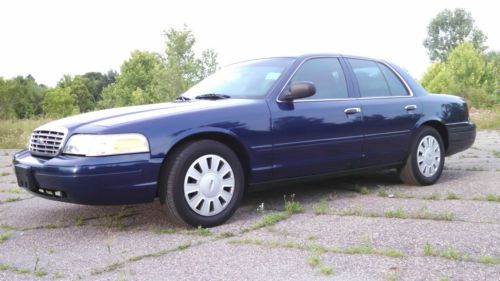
[182,58,295,99]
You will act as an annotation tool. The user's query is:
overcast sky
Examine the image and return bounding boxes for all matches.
[1,0,498,86]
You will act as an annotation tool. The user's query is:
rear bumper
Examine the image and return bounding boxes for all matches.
[13,150,163,205]
[445,121,476,156]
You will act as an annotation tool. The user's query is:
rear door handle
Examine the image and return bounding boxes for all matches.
[344,107,362,115]
[405,104,417,111]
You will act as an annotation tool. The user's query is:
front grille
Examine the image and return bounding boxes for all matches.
[29,128,67,157]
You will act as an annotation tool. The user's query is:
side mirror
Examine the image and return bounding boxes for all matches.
[280,81,316,101]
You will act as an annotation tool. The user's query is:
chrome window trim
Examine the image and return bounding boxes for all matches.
[276,56,414,104]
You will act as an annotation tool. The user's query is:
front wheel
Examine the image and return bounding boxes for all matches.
[399,126,445,186]
[159,140,245,227]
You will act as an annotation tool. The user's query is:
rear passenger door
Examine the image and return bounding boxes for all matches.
[346,58,422,166]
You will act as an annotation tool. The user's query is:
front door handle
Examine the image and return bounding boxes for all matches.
[344,107,362,115]
[405,104,417,111]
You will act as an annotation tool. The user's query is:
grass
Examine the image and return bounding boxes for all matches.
[446,192,461,200]
[340,207,455,221]
[250,195,304,230]
[421,242,489,262]
[2,197,21,203]
[0,232,12,243]
[423,242,433,256]
[307,255,321,267]
[229,238,264,245]
[284,194,304,214]
[385,272,399,281]
[485,194,500,202]
[377,188,388,197]
[344,244,405,257]
[478,256,500,264]
[422,192,440,200]
[251,212,289,230]
[493,150,500,158]
[465,166,487,171]
[218,231,235,238]
[470,107,500,130]
[0,188,22,194]
[313,197,329,215]
[460,154,479,158]
[384,208,406,219]
[0,119,52,148]
[231,238,405,259]
[319,265,334,275]
[186,226,211,236]
[34,270,48,277]
[358,186,370,195]
[350,184,370,194]
[307,253,334,275]
[0,224,17,231]
[0,263,31,274]
[92,241,194,275]
[413,207,455,221]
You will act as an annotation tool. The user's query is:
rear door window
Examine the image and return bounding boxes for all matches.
[378,63,409,96]
[348,59,390,97]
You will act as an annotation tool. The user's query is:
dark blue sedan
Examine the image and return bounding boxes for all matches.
[14,54,476,226]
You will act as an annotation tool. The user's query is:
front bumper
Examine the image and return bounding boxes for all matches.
[13,150,163,205]
[445,121,476,156]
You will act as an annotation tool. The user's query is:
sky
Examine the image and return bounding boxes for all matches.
[0,0,498,86]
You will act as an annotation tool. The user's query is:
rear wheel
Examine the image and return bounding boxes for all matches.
[399,126,445,186]
[159,140,244,227]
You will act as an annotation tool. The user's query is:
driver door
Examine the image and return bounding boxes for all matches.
[269,57,364,179]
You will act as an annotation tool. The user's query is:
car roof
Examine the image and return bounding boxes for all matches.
[225,54,391,67]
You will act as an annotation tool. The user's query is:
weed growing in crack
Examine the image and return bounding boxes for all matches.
[284,194,304,214]
[313,197,329,215]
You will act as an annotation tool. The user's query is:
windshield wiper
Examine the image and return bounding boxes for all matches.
[195,93,231,100]
[175,95,191,101]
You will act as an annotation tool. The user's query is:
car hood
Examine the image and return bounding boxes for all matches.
[37,99,258,132]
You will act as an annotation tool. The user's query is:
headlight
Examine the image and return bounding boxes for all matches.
[62,134,149,156]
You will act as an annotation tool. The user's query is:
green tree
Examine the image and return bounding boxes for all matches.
[57,75,95,112]
[99,51,168,108]
[483,51,500,97]
[99,25,219,109]
[163,25,219,98]
[198,49,219,79]
[0,75,45,119]
[82,71,117,102]
[446,42,485,90]
[42,87,79,118]
[420,42,498,108]
[423,8,487,62]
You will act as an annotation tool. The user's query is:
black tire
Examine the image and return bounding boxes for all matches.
[399,126,445,186]
[159,140,245,227]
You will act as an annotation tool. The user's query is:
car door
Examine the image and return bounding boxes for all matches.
[345,58,422,166]
[269,57,364,179]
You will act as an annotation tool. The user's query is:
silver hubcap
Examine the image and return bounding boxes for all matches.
[184,154,235,216]
[417,135,441,177]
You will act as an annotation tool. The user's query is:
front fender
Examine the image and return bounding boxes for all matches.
[162,126,245,157]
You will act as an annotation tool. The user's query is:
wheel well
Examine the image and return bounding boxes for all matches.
[161,132,251,186]
[421,121,449,152]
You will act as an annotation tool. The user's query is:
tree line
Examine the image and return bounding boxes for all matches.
[0,25,218,119]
